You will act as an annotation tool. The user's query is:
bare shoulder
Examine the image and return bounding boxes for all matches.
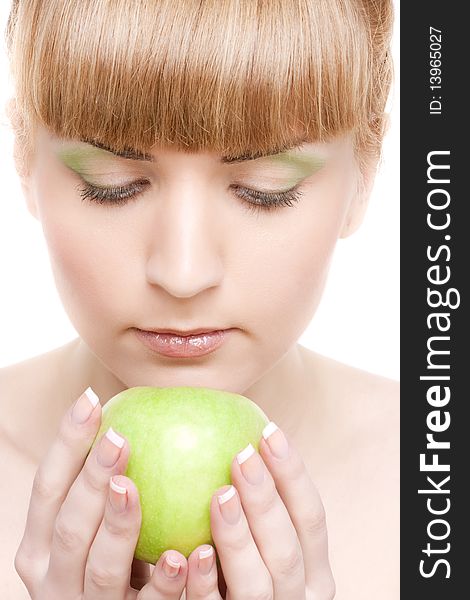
[0,342,83,599]
[299,345,399,496]
[298,346,399,599]
[0,340,79,458]
[297,345,399,484]
[299,344,399,435]
[0,341,71,398]
[305,344,399,396]
[0,354,64,599]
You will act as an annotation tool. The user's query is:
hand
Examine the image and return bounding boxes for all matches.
[183,423,336,599]
[14,388,194,599]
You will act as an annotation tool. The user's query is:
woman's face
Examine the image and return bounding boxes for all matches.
[25,126,363,393]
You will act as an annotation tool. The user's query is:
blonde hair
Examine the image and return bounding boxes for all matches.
[5,0,393,175]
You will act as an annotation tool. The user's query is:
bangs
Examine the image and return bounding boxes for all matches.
[7,0,390,159]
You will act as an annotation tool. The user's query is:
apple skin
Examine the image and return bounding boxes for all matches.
[92,386,269,564]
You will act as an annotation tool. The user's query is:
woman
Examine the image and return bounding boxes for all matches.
[0,0,399,598]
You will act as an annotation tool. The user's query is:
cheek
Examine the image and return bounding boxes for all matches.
[245,229,333,344]
[34,146,141,313]
[44,220,119,323]
[35,184,133,329]
[241,180,352,345]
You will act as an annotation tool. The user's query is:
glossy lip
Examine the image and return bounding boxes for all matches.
[134,328,231,358]
[142,327,225,336]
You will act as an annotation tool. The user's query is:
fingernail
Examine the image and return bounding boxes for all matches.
[237,443,264,485]
[262,422,289,459]
[198,545,214,575]
[72,387,99,424]
[163,554,181,578]
[217,485,240,525]
[98,427,125,467]
[109,476,128,512]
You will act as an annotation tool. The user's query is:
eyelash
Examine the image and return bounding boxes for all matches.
[77,179,304,213]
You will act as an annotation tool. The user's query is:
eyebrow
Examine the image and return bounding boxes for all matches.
[80,139,155,162]
[220,139,307,163]
[79,137,308,164]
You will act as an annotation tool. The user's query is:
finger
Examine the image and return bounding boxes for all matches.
[185,544,222,600]
[137,550,188,600]
[230,442,306,598]
[209,485,273,600]
[18,388,101,563]
[84,475,142,599]
[259,422,335,595]
[46,426,130,594]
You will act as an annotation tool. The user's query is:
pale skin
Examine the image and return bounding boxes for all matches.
[0,125,399,599]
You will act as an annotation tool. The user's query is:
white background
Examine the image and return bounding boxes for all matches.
[0,2,400,380]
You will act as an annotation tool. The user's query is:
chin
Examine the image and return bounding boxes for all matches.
[115,364,255,396]
[101,337,264,397]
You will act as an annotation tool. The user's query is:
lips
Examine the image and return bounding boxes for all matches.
[143,327,225,337]
[134,328,231,358]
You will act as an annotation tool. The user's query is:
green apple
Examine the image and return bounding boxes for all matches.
[92,386,269,564]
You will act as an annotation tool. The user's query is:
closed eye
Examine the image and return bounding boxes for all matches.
[77,179,305,213]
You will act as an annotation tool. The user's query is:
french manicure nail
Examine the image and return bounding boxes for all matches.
[262,422,289,459]
[109,476,128,512]
[237,443,264,485]
[72,387,99,424]
[217,485,241,524]
[163,554,181,578]
[198,546,214,575]
[97,427,125,467]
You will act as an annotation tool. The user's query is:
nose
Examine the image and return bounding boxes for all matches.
[145,186,224,298]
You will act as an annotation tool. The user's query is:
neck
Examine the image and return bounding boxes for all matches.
[243,344,310,439]
[67,338,127,402]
